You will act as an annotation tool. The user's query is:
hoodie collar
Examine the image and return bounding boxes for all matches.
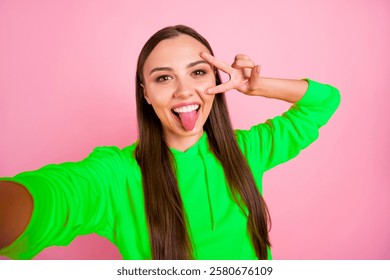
[169,132,208,157]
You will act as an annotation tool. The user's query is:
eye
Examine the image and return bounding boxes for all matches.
[156,75,172,82]
[192,69,206,76]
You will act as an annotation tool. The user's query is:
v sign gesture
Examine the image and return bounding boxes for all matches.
[200,52,308,103]
[199,52,262,96]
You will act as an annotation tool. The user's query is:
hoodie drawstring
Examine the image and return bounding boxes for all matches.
[199,148,215,231]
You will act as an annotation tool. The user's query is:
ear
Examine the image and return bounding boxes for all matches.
[140,84,152,105]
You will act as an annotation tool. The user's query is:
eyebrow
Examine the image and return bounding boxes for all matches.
[148,60,209,76]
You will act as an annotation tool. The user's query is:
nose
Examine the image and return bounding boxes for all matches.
[173,78,194,99]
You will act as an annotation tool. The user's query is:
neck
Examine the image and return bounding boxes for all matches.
[164,130,204,152]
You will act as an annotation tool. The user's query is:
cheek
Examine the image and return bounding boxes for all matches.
[146,86,171,105]
[193,76,216,93]
[201,95,215,111]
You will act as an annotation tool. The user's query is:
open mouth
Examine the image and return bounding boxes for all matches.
[171,104,201,118]
[171,104,201,131]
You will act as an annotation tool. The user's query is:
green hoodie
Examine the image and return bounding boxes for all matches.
[0,79,340,259]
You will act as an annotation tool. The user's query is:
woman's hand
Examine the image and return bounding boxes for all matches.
[199,52,308,103]
[199,52,262,96]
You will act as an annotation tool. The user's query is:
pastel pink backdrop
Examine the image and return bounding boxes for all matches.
[1,0,389,259]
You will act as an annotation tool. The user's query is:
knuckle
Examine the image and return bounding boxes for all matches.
[236,54,249,60]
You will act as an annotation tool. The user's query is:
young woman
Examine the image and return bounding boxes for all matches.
[0,25,340,260]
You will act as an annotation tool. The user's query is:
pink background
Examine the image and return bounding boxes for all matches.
[1,0,389,260]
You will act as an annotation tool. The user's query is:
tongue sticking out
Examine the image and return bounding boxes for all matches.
[178,110,199,131]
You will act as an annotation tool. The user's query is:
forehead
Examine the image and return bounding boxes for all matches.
[144,34,210,70]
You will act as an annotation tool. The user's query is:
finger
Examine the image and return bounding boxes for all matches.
[243,68,252,79]
[231,59,255,69]
[206,80,235,95]
[250,65,261,85]
[231,59,254,79]
[235,54,251,61]
[199,52,233,74]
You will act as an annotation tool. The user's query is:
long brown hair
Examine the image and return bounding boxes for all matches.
[135,25,271,259]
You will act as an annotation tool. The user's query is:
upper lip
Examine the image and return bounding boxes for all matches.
[171,102,201,110]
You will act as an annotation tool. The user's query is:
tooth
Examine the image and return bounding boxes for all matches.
[173,105,200,113]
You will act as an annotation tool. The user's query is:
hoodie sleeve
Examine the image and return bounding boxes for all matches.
[0,146,127,259]
[236,79,341,172]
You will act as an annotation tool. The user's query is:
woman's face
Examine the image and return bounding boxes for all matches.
[142,34,216,147]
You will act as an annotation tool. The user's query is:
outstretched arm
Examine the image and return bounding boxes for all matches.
[0,146,127,259]
[0,181,33,249]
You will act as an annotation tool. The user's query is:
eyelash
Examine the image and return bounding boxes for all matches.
[156,75,171,82]
[155,69,207,82]
[192,69,206,76]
